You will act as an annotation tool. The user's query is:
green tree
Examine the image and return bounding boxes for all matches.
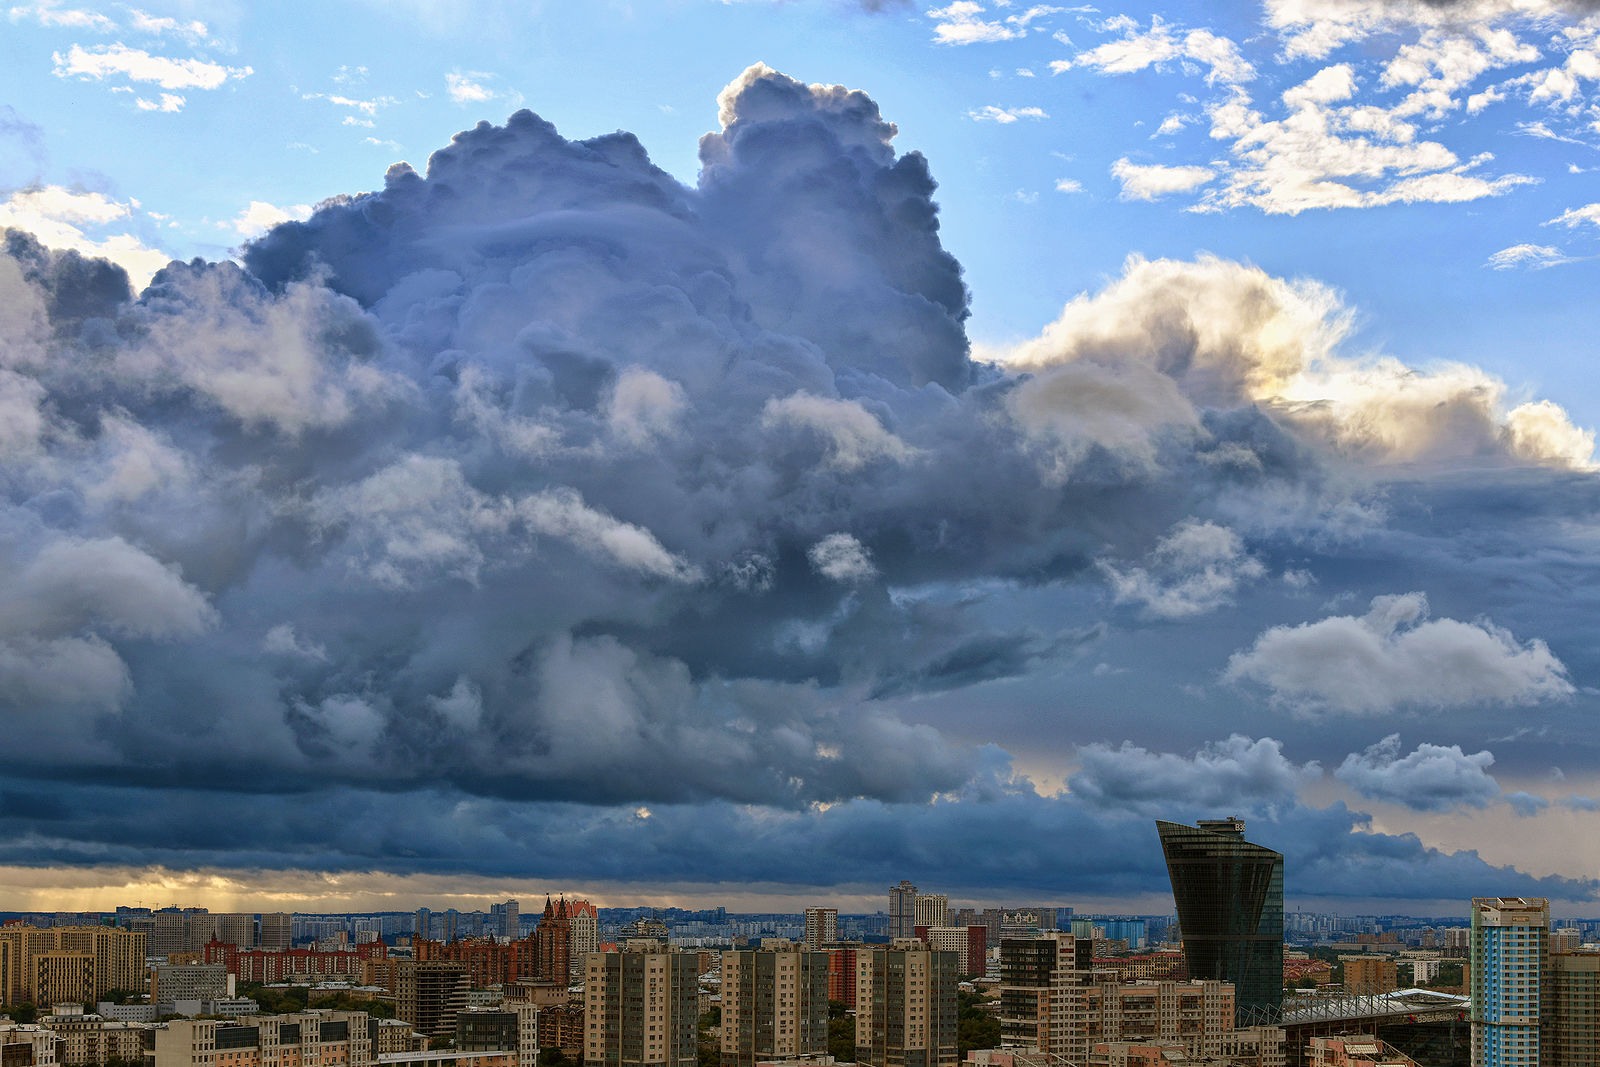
[9,1003,38,1024]
[827,1014,855,1062]
[956,991,1000,1056]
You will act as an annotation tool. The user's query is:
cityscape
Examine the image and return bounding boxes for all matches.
[6,2,1600,1067]
[0,818,1594,1066]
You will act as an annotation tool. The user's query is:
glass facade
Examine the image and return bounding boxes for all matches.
[1156,818,1284,1024]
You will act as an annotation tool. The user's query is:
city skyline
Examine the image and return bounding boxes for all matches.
[4,2,1600,913]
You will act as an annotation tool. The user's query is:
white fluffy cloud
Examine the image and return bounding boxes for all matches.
[808,532,877,583]
[229,200,313,240]
[1226,592,1574,715]
[1110,157,1216,200]
[1100,520,1266,618]
[993,254,1599,472]
[1487,243,1574,269]
[1067,18,1255,85]
[1335,734,1502,811]
[0,185,170,289]
[52,43,250,90]
[1069,734,1320,811]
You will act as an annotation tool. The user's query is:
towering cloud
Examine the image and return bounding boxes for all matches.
[0,64,1595,902]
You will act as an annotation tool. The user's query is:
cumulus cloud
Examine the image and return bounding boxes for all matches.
[229,200,314,240]
[6,63,1600,898]
[992,254,1599,471]
[1335,734,1501,811]
[808,532,877,582]
[761,393,921,471]
[1100,520,1266,618]
[1069,734,1320,811]
[0,185,169,288]
[1226,592,1574,714]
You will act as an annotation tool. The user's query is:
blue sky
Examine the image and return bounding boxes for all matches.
[5,0,1600,915]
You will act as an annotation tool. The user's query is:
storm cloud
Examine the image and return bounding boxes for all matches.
[2,64,1598,903]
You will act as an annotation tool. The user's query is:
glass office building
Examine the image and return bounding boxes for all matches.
[1156,817,1284,1023]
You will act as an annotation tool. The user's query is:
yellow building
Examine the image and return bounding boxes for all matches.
[0,926,147,1005]
[1341,958,1399,995]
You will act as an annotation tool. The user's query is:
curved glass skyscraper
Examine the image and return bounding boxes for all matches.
[1156,817,1284,1024]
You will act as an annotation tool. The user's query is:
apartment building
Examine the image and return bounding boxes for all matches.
[154,1012,375,1067]
[582,941,698,1067]
[854,938,959,1067]
[720,940,828,1067]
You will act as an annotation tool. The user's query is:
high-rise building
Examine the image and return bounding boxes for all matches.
[854,938,959,1067]
[1469,897,1548,1067]
[924,927,985,976]
[825,943,859,1009]
[217,914,256,950]
[1547,948,1600,1066]
[259,913,292,952]
[720,939,829,1067]
[803,908,838,950]
[397,960,471,1037]
[889,881,918,940]
[998,933,1091,1050]
[0,925,146,1005]
[567,899,598,981]
[915,895,949,931]
[491,901,521,941]
[583,941,698,1067]
[1156,817,1284,1023]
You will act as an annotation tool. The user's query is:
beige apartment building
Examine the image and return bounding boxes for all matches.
[914,896,949,931]
[154,1012,375,1067]
[37,1010,150,1067]
[1341,958,1399,995]
[720,940,829,1067]
[0,927,147,1006]
[583,941,698,1067]
[854,938,960,1067]
[1547,949,1600,1067]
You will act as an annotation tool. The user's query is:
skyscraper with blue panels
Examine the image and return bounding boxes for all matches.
[1470,897,1548,1067]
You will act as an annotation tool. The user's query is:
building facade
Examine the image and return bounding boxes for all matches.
[854,939,959,1067]
[889,883,918,941]
[1469,897,1547,1067]
[720,940,828,1067]
[396,961,470,1038]
[914,897,949,932]
[1547,949,1600,1067]
[802,911,837,952]
[1156,818,1284,1023]
[0,927,146,1007]
[582,942,698,1067]
[154,1012,376,1067]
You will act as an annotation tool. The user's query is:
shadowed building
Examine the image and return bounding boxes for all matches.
[1156,817,1284,1024]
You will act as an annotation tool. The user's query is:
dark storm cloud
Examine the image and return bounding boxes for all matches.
[2,63,1599,897]
[0,771,1590,903]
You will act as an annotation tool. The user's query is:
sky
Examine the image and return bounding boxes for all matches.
[3,0,1600,919]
